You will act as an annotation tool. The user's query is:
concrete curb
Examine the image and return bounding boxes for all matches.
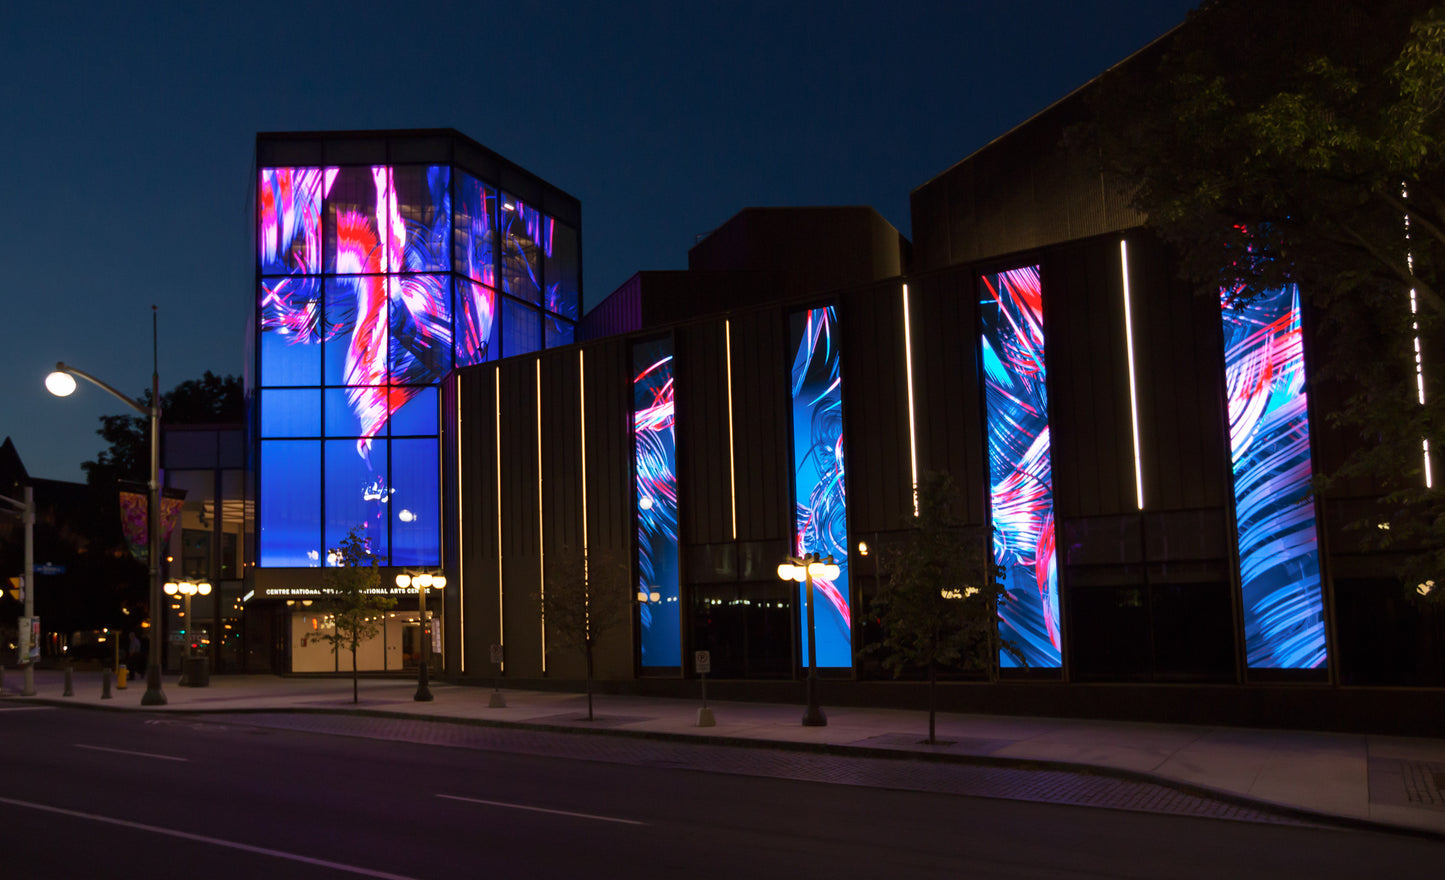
[14,694,1445,843]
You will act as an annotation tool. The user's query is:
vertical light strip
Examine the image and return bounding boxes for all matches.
[901,284,920,516]
[579,349,589,568]
[1405,184,1432,487]
[725,319,738,538]
[536,358,546,670]
[494,368,504,673]
[1120,240,1145,509]
[456,373,466,673]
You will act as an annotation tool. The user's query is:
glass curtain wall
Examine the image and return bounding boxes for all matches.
[257,164,578,568]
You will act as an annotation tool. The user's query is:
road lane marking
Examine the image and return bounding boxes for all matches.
[0,795,421,880]
[75,744,189,762]
[437,793,646,825]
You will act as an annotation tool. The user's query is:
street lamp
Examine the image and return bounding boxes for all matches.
[395,570,446,701]
[777,552,839,727]
[47,312,166,706]
[163,579,211,685]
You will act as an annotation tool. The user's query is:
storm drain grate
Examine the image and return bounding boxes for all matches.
[1402,762,1445,809]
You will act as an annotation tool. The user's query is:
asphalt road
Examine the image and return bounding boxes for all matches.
[1,705,1441,879]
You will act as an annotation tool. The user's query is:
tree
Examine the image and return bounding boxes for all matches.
[83,371,244,485]
[1088,0,1445,597]
[319,527,396,704]
[537,547,633,722]
[869,472,1022,744]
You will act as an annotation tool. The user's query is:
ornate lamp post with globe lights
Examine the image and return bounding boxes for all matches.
[163,579,211,684]
[46,308,167,705]
[777,553,839,727]
[395,570,446,701]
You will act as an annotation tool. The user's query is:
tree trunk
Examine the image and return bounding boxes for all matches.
[351,643,359,704]
[928,659,937,745]
[585,638,595,721]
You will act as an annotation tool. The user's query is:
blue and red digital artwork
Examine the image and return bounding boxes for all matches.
[1222,283,1326,669]
[980,267,1061,668]
[789,306,852,669]
[633,337,681,666]
[258,165,452,567]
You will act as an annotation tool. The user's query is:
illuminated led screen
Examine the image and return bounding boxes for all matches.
[1222,284,1326,669]
[789,306,851,669]
[257,161,576,568]
[633,337,680,666]
[980,267,1061,668]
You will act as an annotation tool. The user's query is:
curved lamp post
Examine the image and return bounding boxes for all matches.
[163,579,211,685]
[778,553,839,727]
[395,571,446,701]
[47,349,166,706]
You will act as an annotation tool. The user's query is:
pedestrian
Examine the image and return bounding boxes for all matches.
[127,631,142,679]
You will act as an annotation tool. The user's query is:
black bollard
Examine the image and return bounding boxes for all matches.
[63,666,74,697]
[102,669,112,699]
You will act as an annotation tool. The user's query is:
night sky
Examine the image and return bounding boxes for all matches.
[1,0,1197,483]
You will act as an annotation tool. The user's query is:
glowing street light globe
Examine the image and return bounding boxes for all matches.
[45,371,77,397]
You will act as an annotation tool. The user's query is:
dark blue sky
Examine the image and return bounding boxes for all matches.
[2,0,1197,482]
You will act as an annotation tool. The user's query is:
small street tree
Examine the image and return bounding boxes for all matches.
[870,472,1022,744]
[537,547,632,721]
[319,526,395,704]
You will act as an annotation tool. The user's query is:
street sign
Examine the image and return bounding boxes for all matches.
[34,563,64,575]
[489,643,504,665]
[694,650,711,675]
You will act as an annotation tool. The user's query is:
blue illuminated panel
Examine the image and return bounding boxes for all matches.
[633,337,680,666]
[788,306,851,669]
[259,277,322,386]
[259,440,321,567]
[1222,284,1326,669]
[543,218,579,322]
[324,439,389,563]
[391,438,440,566]
[980,267,1061,668]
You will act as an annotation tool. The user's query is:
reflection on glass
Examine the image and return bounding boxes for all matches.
[503,297,541,357]
[456,279,497,367]
[455,172,497,286]
[501,193,543,305]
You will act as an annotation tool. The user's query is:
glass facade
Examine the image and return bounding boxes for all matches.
[788,306,852,669]
[633,337,680,666]
[980,266,1061,668]
[1221,283,1326,669]
[257,158,578,567]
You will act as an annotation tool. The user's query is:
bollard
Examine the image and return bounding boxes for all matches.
[0,664,5,694]
[102,669,112,699]
[63,666,74,697]
[117,667,128,689]
[488,689,507,708]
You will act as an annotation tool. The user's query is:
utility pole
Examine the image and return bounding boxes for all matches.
[2,486,36,695]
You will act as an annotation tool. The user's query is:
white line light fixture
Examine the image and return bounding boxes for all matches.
[1120,239,1145,510]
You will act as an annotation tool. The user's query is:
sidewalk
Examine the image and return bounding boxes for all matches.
[4,667,1444,837]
